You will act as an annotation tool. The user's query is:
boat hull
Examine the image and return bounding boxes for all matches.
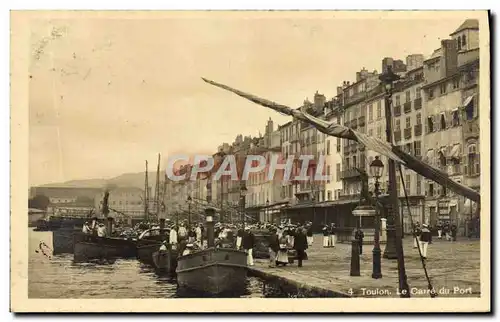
[73,236,137,262]
[52,229,85,255]
[152,248,178,275]
[176,248,247,295]
[136,243,161,265]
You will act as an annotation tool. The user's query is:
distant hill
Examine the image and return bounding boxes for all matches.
[40,171,166,189]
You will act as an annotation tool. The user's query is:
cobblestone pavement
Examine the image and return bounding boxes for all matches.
[252,234,481,298]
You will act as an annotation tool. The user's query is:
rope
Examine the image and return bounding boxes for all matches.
[398,165,437,298]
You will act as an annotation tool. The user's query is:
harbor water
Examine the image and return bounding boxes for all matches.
[28,229,310,298]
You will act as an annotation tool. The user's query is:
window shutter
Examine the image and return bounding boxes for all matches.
[425,117,429,134]
[446,111,452,128]
[433,115,438,132]
[463,155,468,176]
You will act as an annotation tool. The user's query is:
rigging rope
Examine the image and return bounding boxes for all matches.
[398,164,437,298]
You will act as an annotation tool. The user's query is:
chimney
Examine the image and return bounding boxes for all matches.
[337,86,343,95]
[382,57,394,73]
[441,39,458,78]
[356,72,361,82]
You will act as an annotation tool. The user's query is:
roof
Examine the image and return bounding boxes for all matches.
[450,19,479,36]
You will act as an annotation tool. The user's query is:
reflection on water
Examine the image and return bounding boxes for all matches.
[28,229,306,299]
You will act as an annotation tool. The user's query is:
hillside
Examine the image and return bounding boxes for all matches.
[40,171,166,189]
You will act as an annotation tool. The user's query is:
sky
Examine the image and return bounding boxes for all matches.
[28,12,469,186]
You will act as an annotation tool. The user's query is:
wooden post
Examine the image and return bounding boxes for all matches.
[350,239,360,276]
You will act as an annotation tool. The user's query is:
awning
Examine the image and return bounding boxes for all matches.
[449,144,461,159]
[462,95,475,108]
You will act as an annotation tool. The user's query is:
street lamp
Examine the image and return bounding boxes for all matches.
[266,199,270,223]
[369,156,384,279]
[240,183,248,227]
[378,64,410,297]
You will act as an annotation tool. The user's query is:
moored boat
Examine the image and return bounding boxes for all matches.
[152,244,179,275]
[176,247,247,295]
[175,207,248,295]
[52,227,84,255]
[73,235,137,262]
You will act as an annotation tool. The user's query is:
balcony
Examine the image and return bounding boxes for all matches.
[394,130,402,142]
[414,97,422,110]
[463,119,480,140]
[351,118,358,129]
[404,127,412,140]
[414,124,422,136]
[358,115,366,127]
[403,101,412,114]
[394,105,401,117]
[340,168,361,180]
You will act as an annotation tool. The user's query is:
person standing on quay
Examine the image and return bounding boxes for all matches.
[236,224,244,250]
[294,226,308,267]
[242,226,255,266]
[413,221,421,248]
[436,221,443,239]
[268,226,280,268]
[329,223,337,248]
[419,224,431,259]
[322,224,329,248]
[306,222,314,246]
[451,223,458,241]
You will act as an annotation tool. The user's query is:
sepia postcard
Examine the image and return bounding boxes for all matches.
[10,10,490,313]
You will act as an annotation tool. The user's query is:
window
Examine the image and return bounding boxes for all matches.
[416,177,422,195]
[336,164,341,182]
[336,138,341,152]
[429,183,434,196]
[345,158,350,169]
[327,190,332,200]
[441,185,447,196]
[453,78,460,89]
[416,87,421,99]
[352,155,357,168]
[467,144,480,175]
[465,98,475,120]
[440,113,446,130]
[395,119,401,131]
[429,88,434,99]
[405,117,411,129]
[405,91,411,103]
[427,116,434,132]
[395,95,400,106]
[326,165,331,183]
[414,141,421,156]
[462,34,466,47]
[368,104,373,121]
[457,37,462,51]
[368,129,373,137]
[377,126,382,139]
[377,101,382,118]
[416,113,422,125]
[452,110,460,126]
[439,151,447,167]
[405,174,411,194]
[440,83,447,95]
[405,143,412,154]
[326,140,330,155]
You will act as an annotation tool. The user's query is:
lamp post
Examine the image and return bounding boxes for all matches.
[379,64,410,297]
[266,199,270,223]
[187,196,192,227]
[369,156,384,279]
[240,183,248,227]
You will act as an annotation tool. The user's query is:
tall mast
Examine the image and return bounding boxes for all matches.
[144,160,149,220]
[155,153,161,218]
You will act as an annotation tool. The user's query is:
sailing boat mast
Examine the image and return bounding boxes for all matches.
[144,160,149,220]
[155,153,161,218]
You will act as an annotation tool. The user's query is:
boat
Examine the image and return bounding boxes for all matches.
[176,247,247,295]
[135,228,169,265]
[152,244,179,275]
[73,235,137,262]
[52,227,85,255]
[175,206,248,295]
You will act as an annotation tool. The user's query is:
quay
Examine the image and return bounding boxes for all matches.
[249,234,480,298]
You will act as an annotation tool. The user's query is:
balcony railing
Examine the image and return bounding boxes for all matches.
[340,168,361,180]
[403,101,412,113]
[414,124,423,136]
[404,127,412,140]
[394,130,402,142]
[358,115,366,127]
[414,97,422,110]
[394,105,401,116]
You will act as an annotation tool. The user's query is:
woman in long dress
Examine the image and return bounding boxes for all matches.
[275,235,289,266]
